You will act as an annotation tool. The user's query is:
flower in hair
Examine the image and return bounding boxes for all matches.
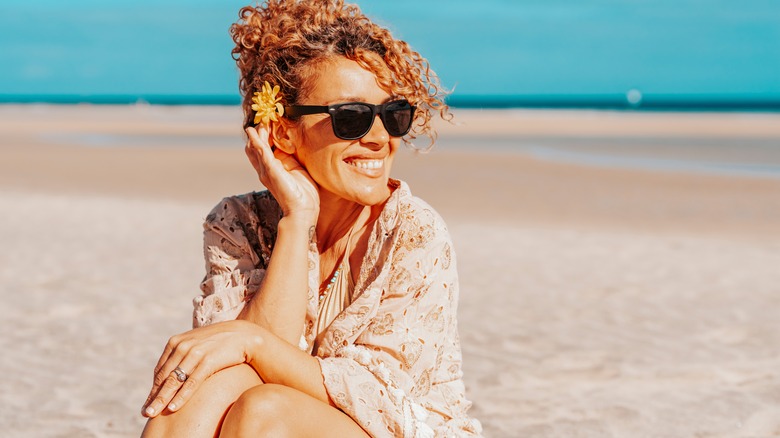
[251,81,284,126]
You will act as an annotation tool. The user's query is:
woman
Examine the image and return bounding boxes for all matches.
[141,0,481,436]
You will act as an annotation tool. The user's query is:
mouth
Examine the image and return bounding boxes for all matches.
[344,157,385,177]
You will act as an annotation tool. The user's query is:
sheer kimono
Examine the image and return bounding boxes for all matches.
[192,179,482,437]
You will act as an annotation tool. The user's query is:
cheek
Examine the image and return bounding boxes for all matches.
[295,133,342,182]
[293,129,322,167]
[386,140,400,164]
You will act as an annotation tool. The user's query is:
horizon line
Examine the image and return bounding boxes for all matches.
[2,93,780,112]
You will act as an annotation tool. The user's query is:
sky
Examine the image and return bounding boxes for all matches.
[0,0,778,104]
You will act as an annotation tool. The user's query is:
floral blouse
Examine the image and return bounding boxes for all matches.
[192,179,482,437]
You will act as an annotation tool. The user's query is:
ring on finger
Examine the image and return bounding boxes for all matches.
[172,366,189,382]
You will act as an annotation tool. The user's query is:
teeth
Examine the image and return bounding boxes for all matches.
[347,159,383,170]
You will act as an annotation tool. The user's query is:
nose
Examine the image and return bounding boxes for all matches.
[360,114,389,148]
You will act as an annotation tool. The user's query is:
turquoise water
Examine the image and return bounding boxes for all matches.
[1,0,779,108]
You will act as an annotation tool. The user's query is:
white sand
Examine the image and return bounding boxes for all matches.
[2,105,780,437]
[455,223,780,436]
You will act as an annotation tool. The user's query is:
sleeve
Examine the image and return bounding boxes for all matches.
[192,196,270,328]
[317,212,482,437]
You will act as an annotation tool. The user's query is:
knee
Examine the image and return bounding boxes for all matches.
[142,364,262,438]
[222,384,296,436]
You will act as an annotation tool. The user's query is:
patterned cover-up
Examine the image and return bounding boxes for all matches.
[192,179,482,437]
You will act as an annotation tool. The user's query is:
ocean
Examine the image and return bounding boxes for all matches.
[0,0,779,109]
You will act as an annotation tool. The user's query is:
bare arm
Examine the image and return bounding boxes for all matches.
[142,320,331,418]
[238,126,319,345]
[246,323,331,404]
[236,215,312,345]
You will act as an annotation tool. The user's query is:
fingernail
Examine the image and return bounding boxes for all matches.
[169,403,176,411]
[145,407,155,416]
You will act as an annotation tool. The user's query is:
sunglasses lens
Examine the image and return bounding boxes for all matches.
[332,103,373,139]
[329,100,415,140]
[382,101,414,137]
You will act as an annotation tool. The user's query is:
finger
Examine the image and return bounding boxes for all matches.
[274,149,303,172]
[255,153,290,189]
[245,143,263,176]
[143,349,201,417]
[247,127,283,172]
[165,358,213,413]
[152,337,176,378]
[143,336,178,408]
[143,367,187,417]
[143,338,191,413]
[272,146,288,161]
[245,141,257,161]
[245,126,271,157]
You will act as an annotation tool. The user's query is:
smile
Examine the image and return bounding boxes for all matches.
[345,158,384,170]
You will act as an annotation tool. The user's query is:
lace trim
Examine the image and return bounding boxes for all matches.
[298,334,309,351]
[339,344,434,438]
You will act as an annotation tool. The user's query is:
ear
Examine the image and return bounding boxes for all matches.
[269,117,297,154]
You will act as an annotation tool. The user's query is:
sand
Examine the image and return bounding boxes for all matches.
[1,104,780,437]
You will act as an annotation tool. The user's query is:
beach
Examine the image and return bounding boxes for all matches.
[2,104,780,437]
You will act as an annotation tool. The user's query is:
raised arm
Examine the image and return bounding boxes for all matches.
[193,126,317,346]
[235,213,312,345]
[237,126,319,345]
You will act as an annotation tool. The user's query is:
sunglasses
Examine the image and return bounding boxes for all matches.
[284,99,416,140]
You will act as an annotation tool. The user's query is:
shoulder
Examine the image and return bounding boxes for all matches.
[204,190,282,230]
[203,191,282,265]
[388,181,452,253]
[382,182,458,302]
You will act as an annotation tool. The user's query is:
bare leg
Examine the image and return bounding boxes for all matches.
[141,364,262,438]
[219,384,369,438]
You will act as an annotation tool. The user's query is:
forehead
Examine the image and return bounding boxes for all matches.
[300,56,392,104]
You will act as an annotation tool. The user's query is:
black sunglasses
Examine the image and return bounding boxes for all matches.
[284,99,416,140]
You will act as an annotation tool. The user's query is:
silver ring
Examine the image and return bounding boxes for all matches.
[173,366,188,382]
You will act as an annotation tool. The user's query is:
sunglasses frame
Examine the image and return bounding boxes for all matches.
[284,99,416,140]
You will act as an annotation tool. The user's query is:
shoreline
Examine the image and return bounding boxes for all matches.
[2,104,779,239]
[4,95,780,113]
[4,104,780,178]
[2,105,780,436]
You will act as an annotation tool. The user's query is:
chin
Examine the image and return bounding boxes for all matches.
[349,181,391,206]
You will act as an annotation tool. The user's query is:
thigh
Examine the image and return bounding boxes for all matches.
[142,364,263,438]
[220,384,370,438]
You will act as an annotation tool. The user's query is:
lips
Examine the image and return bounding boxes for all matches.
[345,158,384,170]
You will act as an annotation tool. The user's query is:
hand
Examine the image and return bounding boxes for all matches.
[141,320,264,418]
[245,126,320,222]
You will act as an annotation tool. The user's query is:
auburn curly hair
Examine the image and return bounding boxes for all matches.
[230,0,450,147]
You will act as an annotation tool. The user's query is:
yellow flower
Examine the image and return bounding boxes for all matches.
[251,81,284,126]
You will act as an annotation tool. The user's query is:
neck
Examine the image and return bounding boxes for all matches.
[316,191,364,253]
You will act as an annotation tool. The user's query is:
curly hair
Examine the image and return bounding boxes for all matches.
[230,0,450,148]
